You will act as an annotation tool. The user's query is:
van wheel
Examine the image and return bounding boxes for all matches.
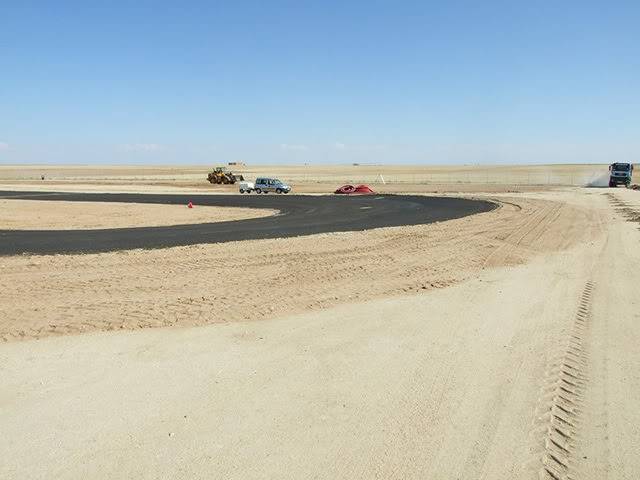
[255,188,262,194]
[276,188,282,194]
[239,189,245,194]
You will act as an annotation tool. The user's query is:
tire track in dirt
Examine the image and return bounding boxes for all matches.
[480,200,561,268]
[605,192,640,226]
[531,282,594,480]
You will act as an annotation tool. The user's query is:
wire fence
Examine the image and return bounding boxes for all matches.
[273,171,614,187]
[6,169,631,188]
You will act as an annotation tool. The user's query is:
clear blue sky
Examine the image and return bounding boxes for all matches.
[1,1,638,164]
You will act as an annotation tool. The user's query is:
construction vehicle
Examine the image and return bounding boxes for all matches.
[207,166,245,185]
[609,162,633,187]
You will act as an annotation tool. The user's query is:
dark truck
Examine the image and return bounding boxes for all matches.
[609,163,634,187]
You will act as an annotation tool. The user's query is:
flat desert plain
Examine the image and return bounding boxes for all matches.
[1,164,639,479]
[1,162,636,193]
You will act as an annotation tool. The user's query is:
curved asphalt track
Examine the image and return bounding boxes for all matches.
[0,191,496,255]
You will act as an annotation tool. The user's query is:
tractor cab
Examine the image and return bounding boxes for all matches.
[207,166,244,185]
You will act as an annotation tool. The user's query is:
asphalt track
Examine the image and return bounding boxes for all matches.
[0,191,497,255]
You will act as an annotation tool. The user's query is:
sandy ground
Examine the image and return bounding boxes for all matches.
[0,191,599,341]
[1,186,640,478]
[0,199,276,230]
[1,163,635,194]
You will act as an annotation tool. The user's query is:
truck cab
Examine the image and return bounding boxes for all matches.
[609,163,633,187]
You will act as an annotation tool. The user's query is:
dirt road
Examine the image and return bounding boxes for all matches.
[1,188,639,479]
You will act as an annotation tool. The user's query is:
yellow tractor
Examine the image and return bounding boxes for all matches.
[207,167,244,185]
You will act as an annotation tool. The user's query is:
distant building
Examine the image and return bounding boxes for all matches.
[228,161,246,166]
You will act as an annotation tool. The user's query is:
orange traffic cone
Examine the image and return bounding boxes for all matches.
[187,201,193,208]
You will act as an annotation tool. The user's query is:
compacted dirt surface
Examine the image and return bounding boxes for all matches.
[0,199,275,230]
[1,187,639,479]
